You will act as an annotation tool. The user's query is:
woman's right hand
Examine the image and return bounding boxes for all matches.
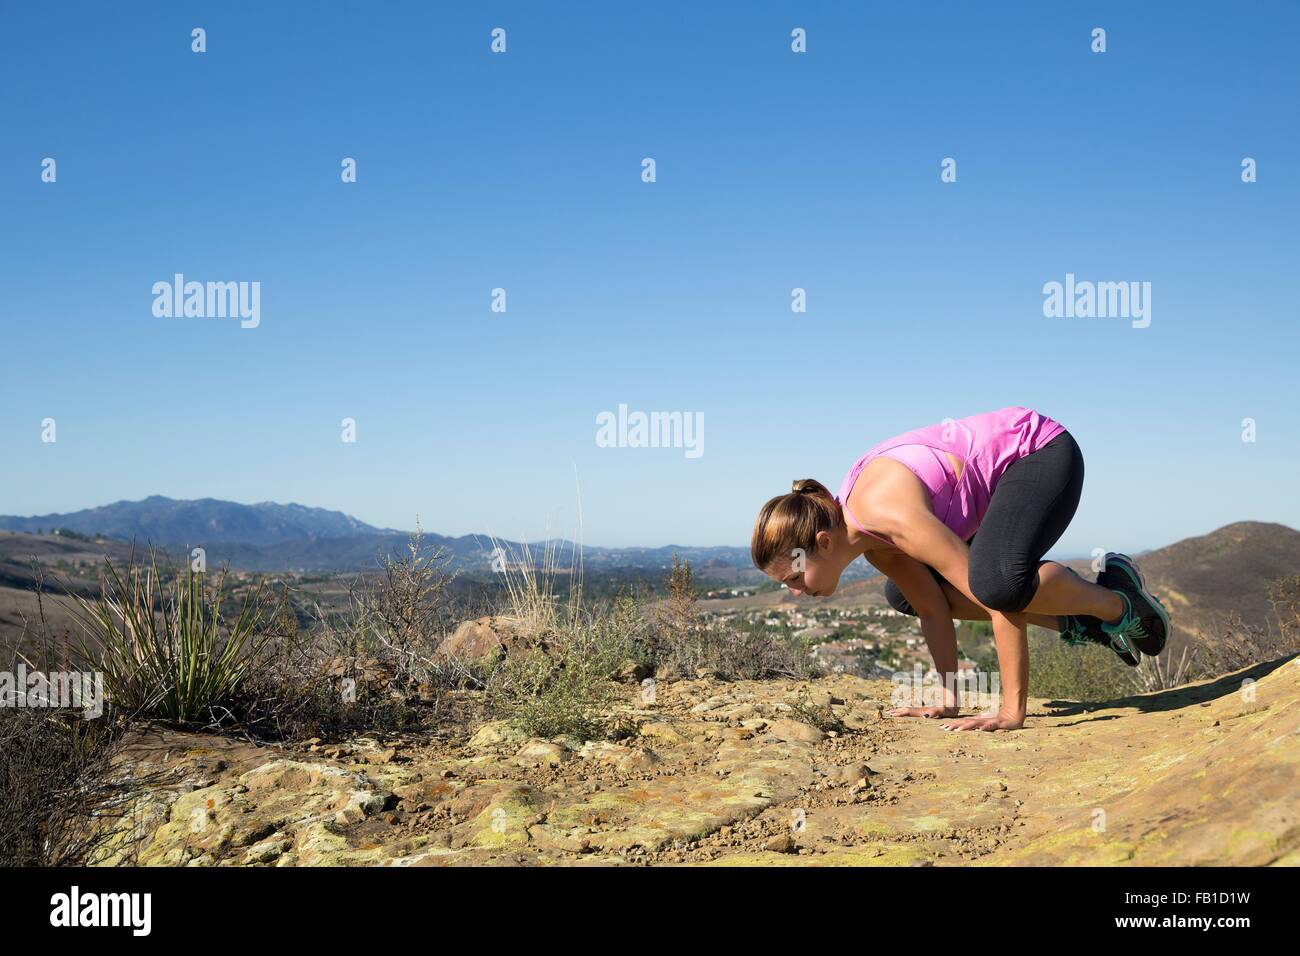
[887,706,960,720]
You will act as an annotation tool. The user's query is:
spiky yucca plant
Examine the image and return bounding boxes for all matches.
[1129,642,1196,693]
[71,552,272,722]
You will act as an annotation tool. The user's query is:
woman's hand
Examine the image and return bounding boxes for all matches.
[887,705,960,720]
[940,710,1025,732]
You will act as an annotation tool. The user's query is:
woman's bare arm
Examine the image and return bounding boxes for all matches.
[864,550,961,716]
[852,464,1028,730]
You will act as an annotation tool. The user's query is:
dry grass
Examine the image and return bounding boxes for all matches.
[481,537,641,740]
[646,559,819,680]
[0,616,145,866]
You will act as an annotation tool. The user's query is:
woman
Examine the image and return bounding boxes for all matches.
[750,406,1169,732]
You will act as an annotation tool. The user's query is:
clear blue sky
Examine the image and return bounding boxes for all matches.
[2,1,1297,557]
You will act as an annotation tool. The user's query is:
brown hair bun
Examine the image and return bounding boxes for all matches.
[751,479,843,571]
[791,478,832,496]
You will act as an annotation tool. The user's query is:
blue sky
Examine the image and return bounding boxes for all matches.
[2,1,1297,556]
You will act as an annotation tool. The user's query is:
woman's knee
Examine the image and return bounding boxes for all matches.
[969,561,1039,613]
[884,580,918,616]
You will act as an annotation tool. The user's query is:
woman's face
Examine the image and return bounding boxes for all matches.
[766,532,844,597]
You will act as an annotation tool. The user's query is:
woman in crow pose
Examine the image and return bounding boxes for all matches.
[750,406,1169,732]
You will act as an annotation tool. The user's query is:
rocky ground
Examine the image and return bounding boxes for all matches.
[102,655,1300,866]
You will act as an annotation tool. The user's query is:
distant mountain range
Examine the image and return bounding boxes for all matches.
[0,496,384,546]
[0,496,762,575]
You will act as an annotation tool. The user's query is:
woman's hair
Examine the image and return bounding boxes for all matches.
[750,478,844,571]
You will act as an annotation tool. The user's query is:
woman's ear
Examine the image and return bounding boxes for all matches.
[815,529,834,554]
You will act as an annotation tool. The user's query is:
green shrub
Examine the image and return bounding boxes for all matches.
[480,541,649,741]
[1026,626,1133,701]
[484,645,615,741]
[70,552,274,723]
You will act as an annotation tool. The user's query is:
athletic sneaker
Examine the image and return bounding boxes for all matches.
[1101,552,1169,656]
[1056,567,1140,667]
[1102,554,1175,658]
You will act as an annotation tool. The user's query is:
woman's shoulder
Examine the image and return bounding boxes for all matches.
[847,457,927,516]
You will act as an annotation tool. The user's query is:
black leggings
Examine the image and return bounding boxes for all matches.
[884,430,1084,616]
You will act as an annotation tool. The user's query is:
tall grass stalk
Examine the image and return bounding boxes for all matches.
[489,533,582,640]
[1129,642,1196,693]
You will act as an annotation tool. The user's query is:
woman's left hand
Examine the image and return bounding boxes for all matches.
[940,711,1025,732]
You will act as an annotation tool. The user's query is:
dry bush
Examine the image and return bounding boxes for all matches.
[1026,627,1133,701]
[645,559,819,680]
[0,620,142,866]
[348,528,459,688]
[1195,575,1300,678]
[789,689,845,733]
[226,529,481,741]
[0,709,136,866]
[651,616,820,681]
[227,533,489,741]
[665,553,699,641]
[230,600,431,742]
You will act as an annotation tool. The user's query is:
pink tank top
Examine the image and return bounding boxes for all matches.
[836,406,1066,544]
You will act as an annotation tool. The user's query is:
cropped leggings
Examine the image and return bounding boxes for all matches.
[884,430,1085,616]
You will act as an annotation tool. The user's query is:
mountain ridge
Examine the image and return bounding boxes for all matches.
[0,496,758,573]
[0,495,390,546]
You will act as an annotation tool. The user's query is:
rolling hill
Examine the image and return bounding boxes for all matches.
[1133,520,1300,651]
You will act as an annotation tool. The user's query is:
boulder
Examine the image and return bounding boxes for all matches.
[764,834,797,853]
[436,616,559,662]
[468,720,529,750]
[514,739,572,768]
[765,718,827,745]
